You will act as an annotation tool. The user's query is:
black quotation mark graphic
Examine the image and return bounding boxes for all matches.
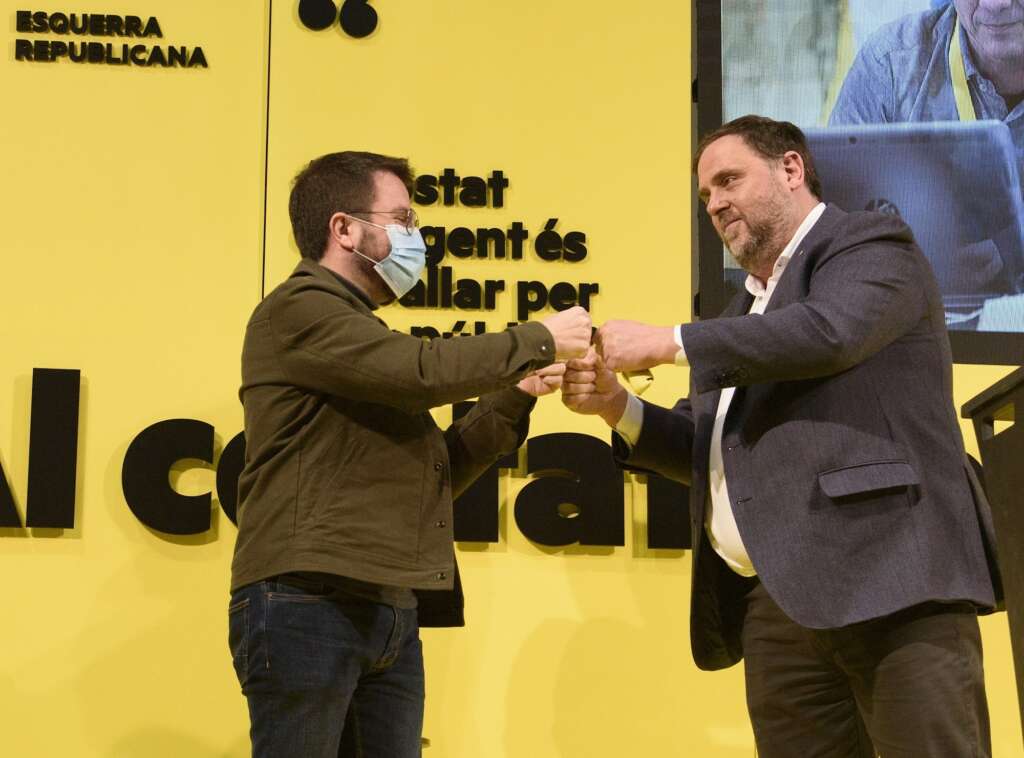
[298,0,378,38]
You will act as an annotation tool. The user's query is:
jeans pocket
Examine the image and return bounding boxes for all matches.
[266,590,333,603]
[228,597,250,689]
[267,574,335,601]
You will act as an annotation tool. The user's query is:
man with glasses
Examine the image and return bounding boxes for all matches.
[228,151,591,757]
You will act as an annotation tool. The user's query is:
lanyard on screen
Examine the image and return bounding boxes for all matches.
[949,16,978,122]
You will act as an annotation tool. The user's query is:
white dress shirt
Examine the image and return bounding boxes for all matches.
[616,202,826,575]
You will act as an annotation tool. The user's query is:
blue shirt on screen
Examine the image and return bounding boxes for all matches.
[829,3,1024,182]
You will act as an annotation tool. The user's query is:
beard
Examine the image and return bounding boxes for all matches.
[354,233,397,303]
[725,216,779,273]
[720,181,791,275]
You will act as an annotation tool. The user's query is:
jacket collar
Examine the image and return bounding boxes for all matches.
[292,258,379,311]
[789,202,846,260]
[743,202,827,297]
[723,203,847,316]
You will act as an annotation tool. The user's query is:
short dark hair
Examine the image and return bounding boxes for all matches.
[288,151,415,261]
[693,115,823,200]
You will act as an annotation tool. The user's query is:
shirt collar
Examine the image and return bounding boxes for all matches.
[744,202,826,297]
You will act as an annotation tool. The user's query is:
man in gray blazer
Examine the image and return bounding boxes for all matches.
[562,115,999,757]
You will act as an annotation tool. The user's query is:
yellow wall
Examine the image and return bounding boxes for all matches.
[0,1,1019,756]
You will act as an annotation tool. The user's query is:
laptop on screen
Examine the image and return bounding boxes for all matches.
[803,121,1024,331]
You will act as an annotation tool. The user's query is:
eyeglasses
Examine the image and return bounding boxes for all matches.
[346,207,420,233]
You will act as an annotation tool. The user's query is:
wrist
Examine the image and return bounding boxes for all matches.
[598,385,629,428]
[656,326,680,366]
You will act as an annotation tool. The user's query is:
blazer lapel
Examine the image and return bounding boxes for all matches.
[763,204,846,314]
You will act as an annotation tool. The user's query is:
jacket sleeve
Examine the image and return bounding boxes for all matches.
[612,397,696,485]
[268,278,555,413]
[444,387,536,499]
[681,214,929,394]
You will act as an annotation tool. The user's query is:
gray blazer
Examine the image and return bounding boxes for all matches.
[618,205,999,671]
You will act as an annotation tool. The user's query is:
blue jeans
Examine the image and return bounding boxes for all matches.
[228,575,424,758]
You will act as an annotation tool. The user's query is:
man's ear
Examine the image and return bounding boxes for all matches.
[329,211,356,251]
[781,150,806,190]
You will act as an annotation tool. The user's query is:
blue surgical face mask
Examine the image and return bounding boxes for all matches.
[349,217,427,298]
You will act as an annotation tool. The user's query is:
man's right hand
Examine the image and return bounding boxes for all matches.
[561,346,628,426]
[540,306,592,361]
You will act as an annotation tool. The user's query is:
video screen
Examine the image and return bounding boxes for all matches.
[702,0,1024,361]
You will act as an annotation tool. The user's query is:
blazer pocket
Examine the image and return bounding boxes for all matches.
[818,460,919,498]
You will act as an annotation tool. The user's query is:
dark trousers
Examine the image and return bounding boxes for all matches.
[228,575,424,758]
[742,581,991,758]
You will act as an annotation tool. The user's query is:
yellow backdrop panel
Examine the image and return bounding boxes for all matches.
[1,1,264,756]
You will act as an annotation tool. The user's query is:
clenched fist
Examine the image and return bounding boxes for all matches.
[517,362,567,397]
[595,320,678,372]
[541,306,592,361]
[560,346,628,426]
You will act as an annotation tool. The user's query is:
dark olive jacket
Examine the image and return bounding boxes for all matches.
[231,259,554,623]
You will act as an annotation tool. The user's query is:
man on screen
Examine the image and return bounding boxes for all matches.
[831,0,1023,145]
[561,116,1000,756]
[227,151,591,757]
[830,0,1024,296]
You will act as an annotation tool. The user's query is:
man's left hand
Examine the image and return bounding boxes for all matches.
[595,321,678,372]
[517,362,567,397]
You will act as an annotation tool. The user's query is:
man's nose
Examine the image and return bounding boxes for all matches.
[706,193,727,217]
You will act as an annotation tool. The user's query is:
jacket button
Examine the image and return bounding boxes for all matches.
[436,572,447,581]
[435,520,446,528]
[434,462,443,471]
